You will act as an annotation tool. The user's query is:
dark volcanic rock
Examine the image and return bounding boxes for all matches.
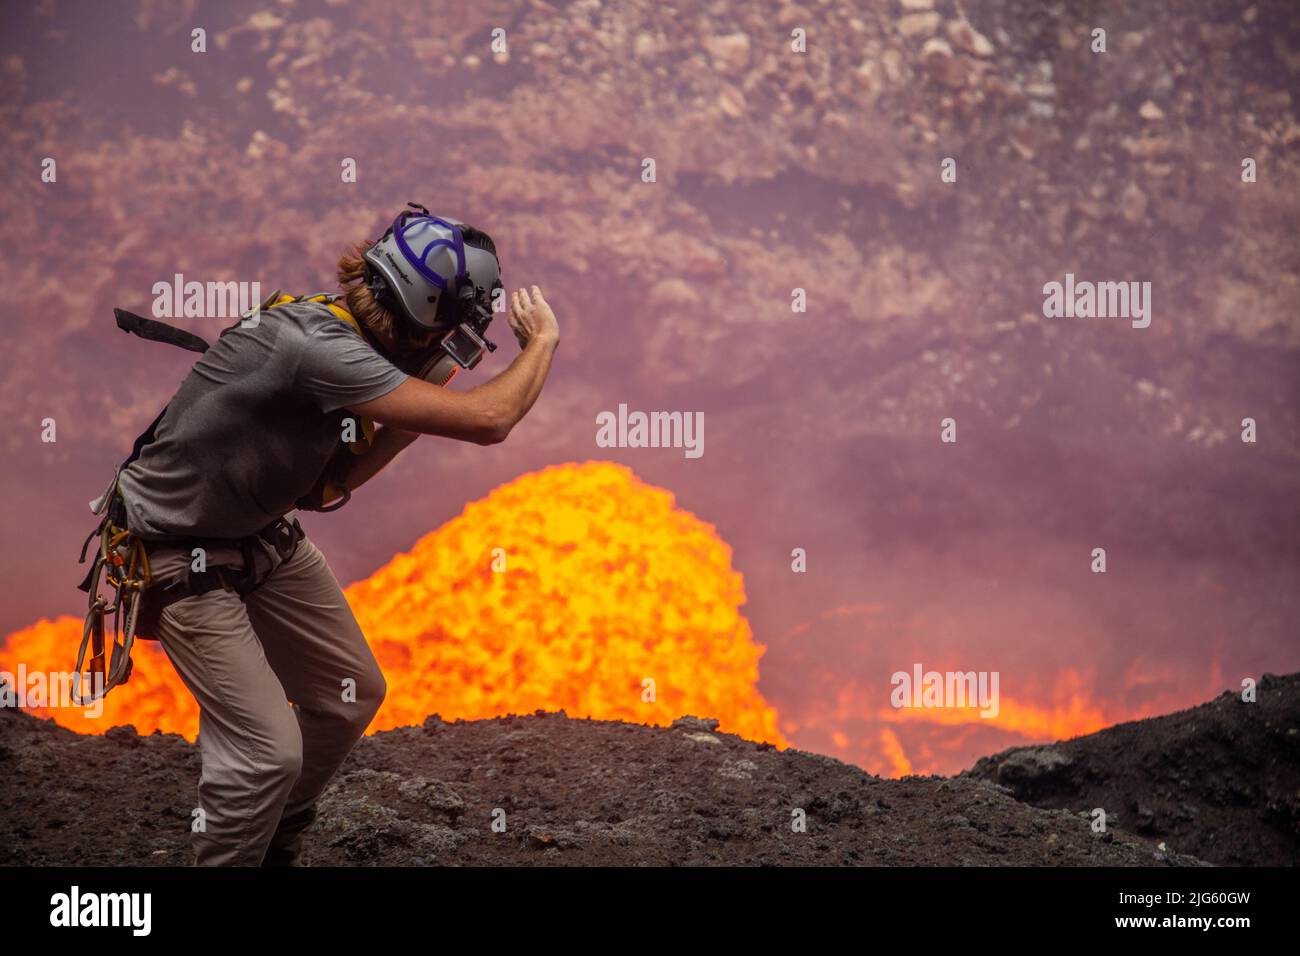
[964,672,1300,866]
[0,700,1223,867]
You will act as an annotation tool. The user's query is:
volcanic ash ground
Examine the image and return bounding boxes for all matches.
[5,673,1296,866]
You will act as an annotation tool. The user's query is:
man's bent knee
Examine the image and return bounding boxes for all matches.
[259,718,305,785]
[352,667,386,726]
[310,664,384,731]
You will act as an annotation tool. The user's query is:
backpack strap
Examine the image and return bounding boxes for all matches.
[114,308,211,353]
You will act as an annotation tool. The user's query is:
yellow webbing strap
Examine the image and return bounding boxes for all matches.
[268,294,376,453]
[267,293,377,510]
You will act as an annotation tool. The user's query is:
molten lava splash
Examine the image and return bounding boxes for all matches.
[877,728,913,777]
[0,462,786,748]
[0,617,197,738]
[350,461,786,745]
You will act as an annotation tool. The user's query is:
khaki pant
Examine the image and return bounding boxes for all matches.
[147,529,386,866]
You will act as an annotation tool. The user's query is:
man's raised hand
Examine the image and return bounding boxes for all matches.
[507,286,560,351]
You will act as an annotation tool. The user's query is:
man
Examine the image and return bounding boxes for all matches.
[115,204,559,865]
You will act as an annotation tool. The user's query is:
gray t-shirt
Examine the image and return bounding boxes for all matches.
[118,299,408,540]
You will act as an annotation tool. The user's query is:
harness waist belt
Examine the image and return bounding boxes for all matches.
[135,516,305,639]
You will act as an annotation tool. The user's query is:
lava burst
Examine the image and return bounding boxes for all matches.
[353,461,786,744]
[0,618,194,737]
[1,462,787,748]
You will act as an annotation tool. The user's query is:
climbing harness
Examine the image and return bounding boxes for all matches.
[72,472,150,704]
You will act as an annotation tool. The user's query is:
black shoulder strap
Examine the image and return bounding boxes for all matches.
[110,310,213,470]
[114,308,211,354]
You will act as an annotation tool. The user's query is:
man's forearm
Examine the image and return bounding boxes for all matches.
[351,313,559,445]
[467,335,557,437]
[346,336,555,487]
[343,424,418,492]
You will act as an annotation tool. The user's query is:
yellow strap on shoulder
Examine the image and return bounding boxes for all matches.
[324,301,361,331]
[270,294,376,453]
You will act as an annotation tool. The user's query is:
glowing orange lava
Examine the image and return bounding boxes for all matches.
[0,617,195,737]
[1,462,787,748]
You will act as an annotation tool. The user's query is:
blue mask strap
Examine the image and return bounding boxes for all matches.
[392,213,467,291]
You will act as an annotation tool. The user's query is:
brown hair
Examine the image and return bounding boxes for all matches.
[336,239,403,342]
